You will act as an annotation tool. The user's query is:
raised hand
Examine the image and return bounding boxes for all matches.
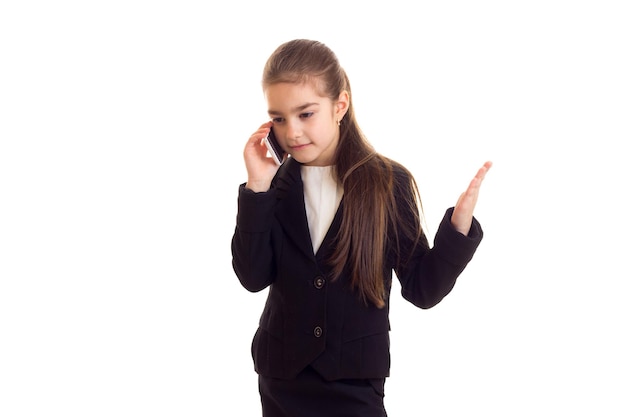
[451,161,492,236]
[243,122,281,192]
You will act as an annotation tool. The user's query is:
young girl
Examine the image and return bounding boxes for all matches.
[231,39,491,417]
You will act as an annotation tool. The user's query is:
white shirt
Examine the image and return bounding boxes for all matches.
[301,165,344,254]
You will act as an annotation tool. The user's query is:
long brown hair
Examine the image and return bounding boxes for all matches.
[263,39,424,308]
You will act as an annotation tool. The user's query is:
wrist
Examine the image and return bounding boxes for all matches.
[245,179,271,193]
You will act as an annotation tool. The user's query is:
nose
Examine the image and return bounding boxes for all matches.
[284,120,302,141]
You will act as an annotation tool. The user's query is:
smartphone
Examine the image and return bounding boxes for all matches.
[264,127,286,165]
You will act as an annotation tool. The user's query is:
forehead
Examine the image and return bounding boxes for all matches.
[265,81,330,112]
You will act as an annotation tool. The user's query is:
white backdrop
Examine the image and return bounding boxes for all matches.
[1,1,625,416]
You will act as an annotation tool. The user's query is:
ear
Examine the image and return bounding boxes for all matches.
[335,90,350,122]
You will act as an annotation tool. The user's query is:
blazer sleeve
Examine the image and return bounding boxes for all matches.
[231,184,278,293]
[393,173,483,309]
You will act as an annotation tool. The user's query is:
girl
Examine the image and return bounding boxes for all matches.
[231,39,491,417]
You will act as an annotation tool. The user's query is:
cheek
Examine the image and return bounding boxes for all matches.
[314,124,335,142]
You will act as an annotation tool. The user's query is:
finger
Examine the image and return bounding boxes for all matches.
[246,128,271,148]
[466,161,492,193]
[256,121,273,142]
[456,191,466,207]
[475,161,493,181]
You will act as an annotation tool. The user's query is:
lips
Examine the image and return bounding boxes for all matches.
[289,143,310,151]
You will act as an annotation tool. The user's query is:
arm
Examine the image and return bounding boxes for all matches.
[231,123,284,291]
[396,208,483,308]
[231,185,277,292]
[394,161,491,308]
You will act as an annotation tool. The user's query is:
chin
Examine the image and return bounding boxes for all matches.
[291,153,314,165]
[292,151,328,166]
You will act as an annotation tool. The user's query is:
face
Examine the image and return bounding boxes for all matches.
[265,81,348,166]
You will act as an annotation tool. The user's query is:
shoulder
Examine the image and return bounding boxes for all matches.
[375,154,414,188]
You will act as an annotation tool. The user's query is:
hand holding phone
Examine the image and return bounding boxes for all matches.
[263,127,286,165]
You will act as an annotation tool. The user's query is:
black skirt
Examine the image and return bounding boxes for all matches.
[258,366,387,417]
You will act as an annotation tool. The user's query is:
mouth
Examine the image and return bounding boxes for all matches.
[289,143,310,151]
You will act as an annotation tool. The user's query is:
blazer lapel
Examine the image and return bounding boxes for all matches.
[314,200,343,264]
[274,158,316,259]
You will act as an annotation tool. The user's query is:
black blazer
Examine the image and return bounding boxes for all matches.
[231,158,483,381]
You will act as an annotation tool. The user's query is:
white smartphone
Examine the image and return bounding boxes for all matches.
[263,127,286,165]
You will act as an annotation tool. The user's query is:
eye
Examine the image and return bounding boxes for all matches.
[300,112,314,119]
[271,117,284,123]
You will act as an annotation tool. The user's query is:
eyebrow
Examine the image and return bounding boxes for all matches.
[268,102,319,116]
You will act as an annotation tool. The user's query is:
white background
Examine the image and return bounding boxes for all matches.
[1,1,625,416]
